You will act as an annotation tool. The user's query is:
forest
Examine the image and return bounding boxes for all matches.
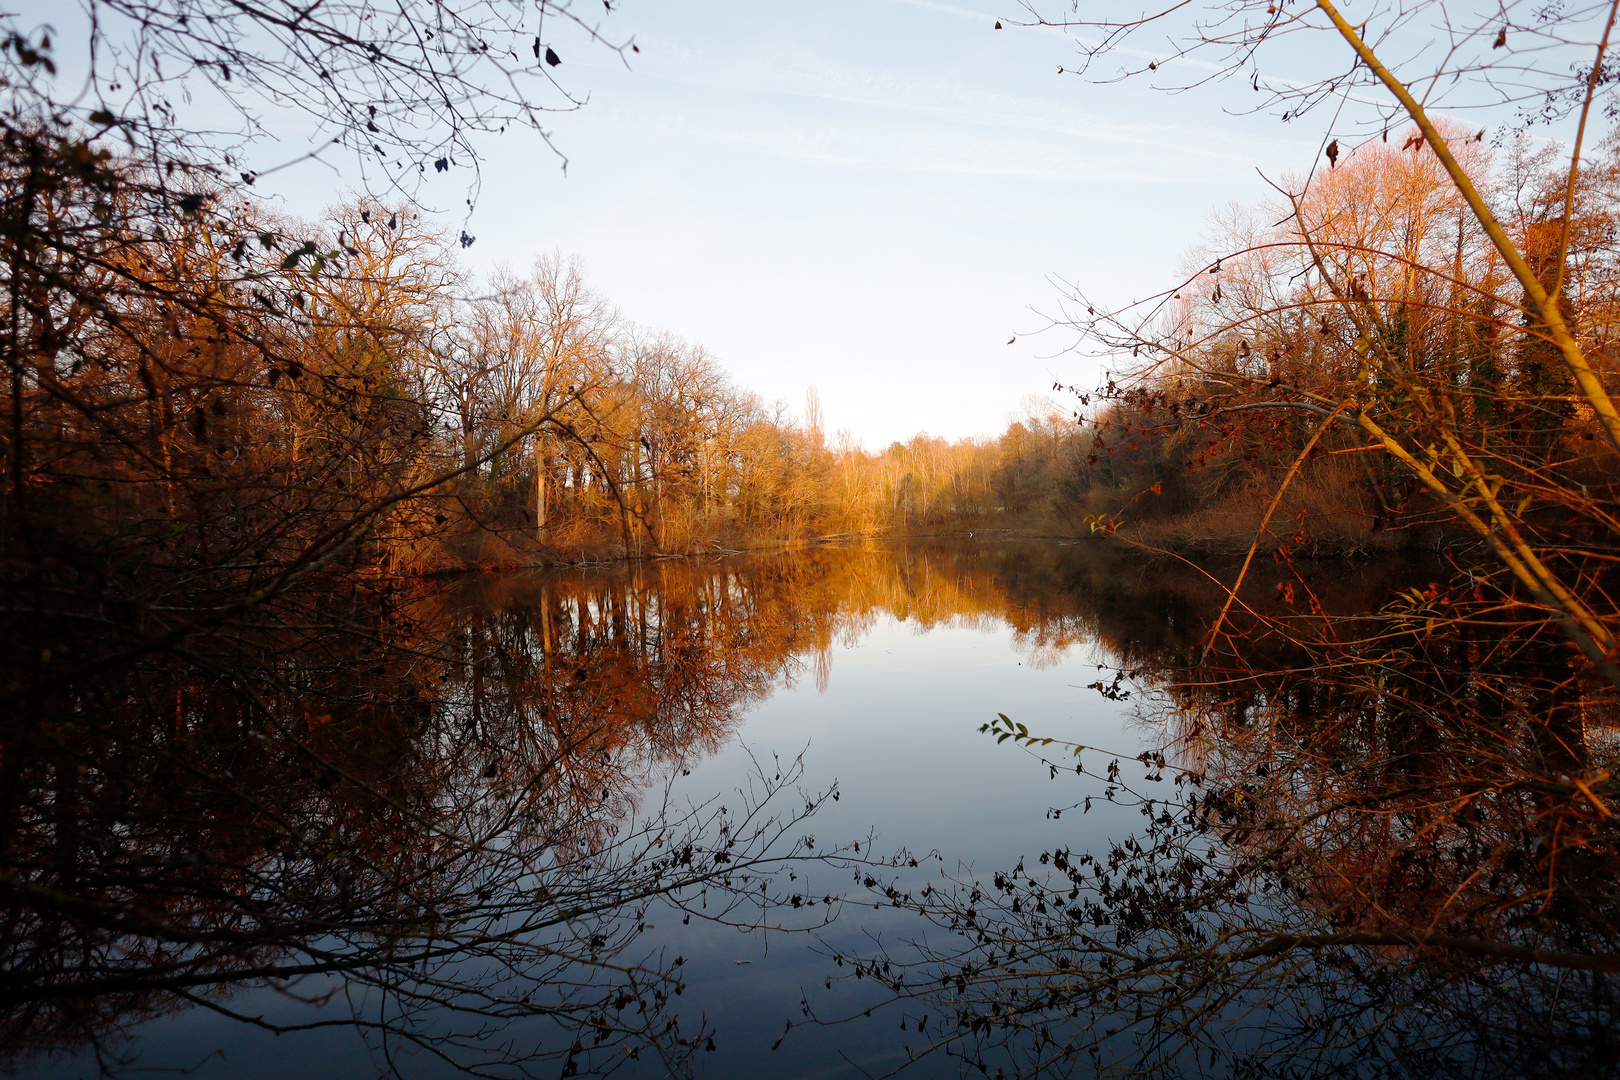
[2,155,1608,574]
[1061,121,1620,552]
[0,167,1085,572]
[19,115,1617,574]
[4,0,1620,1075]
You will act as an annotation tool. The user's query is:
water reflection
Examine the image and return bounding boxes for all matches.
[5,539,1162,1076]
[847,551,1620,1079]
[13,540,1607,1078]
[4,552,900,1075]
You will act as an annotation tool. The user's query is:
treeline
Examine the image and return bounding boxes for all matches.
[364,242,1097,561]
[14,145,1343,572]
[859,124,1620,557]
[27,124,1618,582]
[1051,123,1620,553]
[8,167,1104,570]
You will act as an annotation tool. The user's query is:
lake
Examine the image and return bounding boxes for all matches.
[13,540,1618,1079]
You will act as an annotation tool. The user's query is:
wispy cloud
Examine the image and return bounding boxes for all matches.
[613,32,1310,180]
[639,106,1257,183]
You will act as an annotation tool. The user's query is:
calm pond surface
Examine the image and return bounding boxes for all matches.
[17,540,1618,1079]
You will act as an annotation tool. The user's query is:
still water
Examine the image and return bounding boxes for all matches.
[18,540,1164,1077]
[16,540,1616,1079]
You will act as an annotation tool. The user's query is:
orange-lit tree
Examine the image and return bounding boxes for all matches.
[817,4,1620,1075]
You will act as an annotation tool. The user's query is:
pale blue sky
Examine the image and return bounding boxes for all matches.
[21,0,1332,446]
[450,0,1321,447]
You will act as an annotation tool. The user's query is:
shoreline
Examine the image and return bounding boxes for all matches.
[407,524,1477,579]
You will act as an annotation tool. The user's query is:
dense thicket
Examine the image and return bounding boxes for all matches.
[1062,123,1620,557]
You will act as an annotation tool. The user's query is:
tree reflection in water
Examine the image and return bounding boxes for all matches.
[0,555,900,1076]
[835,552,1620,1079]
[13,541,1615,1078]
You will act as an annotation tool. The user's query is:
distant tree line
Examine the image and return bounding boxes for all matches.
[18,180,1109,568]
[36,142,1557,571]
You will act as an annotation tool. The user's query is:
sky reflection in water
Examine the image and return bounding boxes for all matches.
[17,540,1465,1079]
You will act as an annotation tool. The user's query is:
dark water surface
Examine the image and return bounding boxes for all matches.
[15,540,1617,1079]
[21,540,1147,1077]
